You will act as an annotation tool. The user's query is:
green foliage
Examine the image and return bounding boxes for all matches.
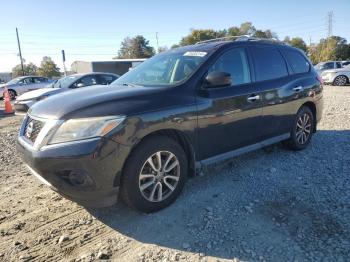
[284,37,308,52]
[37,56,61,78]
[179,22,277,46]
[117,35,155,59]
[309,36,350,64]
[12,63,38,77]
[179,29,226,46]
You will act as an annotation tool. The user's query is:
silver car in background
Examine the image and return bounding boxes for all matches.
[314,61,344,75]
[14,72,119,114]
[320,64,350,86]
[0,76,54,100]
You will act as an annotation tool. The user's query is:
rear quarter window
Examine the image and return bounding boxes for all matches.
[283,49,310,74]
[251,46,288,81]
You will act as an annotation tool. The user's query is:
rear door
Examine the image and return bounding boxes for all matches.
[249,45,293,139]
[196,47,263,160]
[250,46,313,139]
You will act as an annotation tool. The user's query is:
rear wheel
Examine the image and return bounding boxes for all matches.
[121,135,188,213]
[333,75,348,86]
[285,106,314,150]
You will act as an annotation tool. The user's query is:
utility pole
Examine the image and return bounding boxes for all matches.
[16,27,25,76]
[327,11,333,38]
[61,50,67,76]
[155,32,159,53]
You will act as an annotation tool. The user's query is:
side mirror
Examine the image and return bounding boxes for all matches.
[204,71,231,88]
[76,83,85,88]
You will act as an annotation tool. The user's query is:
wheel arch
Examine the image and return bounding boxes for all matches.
[333,74,349,85]
[114,128,197,187]
[300,101,317,132]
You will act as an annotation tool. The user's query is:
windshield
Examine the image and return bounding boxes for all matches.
[112,50,208,87]
[53,75,79,88]
[6,77,23,85]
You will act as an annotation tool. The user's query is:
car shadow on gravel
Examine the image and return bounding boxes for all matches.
[87,130,350,260]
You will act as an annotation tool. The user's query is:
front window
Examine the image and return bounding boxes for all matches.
[112,50,208,87]
[53,75,80,88]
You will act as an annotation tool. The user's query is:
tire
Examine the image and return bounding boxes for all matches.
[121,135,188,213]
[285,106,314,150]
[333,75,348,86]
[8,90,16,100]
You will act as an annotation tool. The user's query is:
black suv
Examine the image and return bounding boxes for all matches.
[17,37,323,213]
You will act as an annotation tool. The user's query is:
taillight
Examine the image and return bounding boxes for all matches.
[316,75,324,85]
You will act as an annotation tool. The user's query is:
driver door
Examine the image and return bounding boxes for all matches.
[196,47,263,160]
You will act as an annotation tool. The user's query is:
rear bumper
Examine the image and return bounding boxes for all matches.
[17,135,131,207]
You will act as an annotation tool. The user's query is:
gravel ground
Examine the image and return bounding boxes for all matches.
[0,85,349,262]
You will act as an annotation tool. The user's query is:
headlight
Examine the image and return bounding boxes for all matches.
[48,116,125,144]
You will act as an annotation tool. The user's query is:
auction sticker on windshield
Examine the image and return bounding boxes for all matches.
[183,51,207,57]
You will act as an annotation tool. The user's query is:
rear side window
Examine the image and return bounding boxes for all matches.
[251,47,288,81]
[209,48,251,86]
[283,49,310,74]
[34,77,48,83]
[98,74,117,85]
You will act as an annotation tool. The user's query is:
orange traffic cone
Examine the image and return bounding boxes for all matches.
[4,88,14,114]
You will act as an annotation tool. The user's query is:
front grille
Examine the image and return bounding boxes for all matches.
[24,116,44,143]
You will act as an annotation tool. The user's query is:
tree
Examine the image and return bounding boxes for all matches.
[284,37,307,52]
[12,62,38,77]
[117,35,155,59]
[179,29,226,46]
[37,56,61,78]
[253,29,275,39]
[239,22,256,35]
[157,46,169,53]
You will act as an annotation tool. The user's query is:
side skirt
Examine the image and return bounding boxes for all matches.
[195,133,290,170]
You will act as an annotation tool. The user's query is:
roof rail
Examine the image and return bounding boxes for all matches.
[195,35,250,44]
[196,35,288,45]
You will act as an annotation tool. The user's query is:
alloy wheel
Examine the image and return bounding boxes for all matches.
[296,113,312,144]
[139,151,180,202]
[334,76,347,86]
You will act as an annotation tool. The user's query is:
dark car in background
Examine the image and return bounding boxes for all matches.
[14,72,119,113]
[17,36,323,213]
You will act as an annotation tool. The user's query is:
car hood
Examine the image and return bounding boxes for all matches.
[16,88,62,101]
[29,84,161,119]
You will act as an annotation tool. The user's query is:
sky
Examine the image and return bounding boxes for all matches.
[0,0,349,72]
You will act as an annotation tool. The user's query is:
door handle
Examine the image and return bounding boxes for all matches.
[247,94,260,102]
[293,86,303,92]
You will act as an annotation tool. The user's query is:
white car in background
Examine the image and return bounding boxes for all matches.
[321,64,350,86]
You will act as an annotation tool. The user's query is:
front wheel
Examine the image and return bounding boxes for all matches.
[121,136,188,213]
[285,106,314,150]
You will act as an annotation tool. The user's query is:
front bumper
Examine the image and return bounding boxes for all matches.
[17,134,131,207]
[14,100,35,113]
[321,74,335,84]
